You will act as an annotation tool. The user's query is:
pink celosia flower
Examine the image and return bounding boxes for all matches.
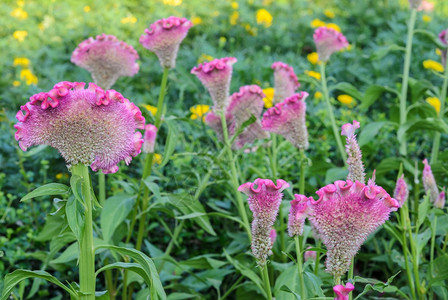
[15,82,145,174]
[439,29,448,67]
[288,194,311,237]
[191,57,237,111]
[333,282,355,300]
[422,159,440,205]
[304,180,398,277]
[394,175,409,207]
[436,190,446,209]
[269,228,277,246]
[418,0,434,11]
[271,62,300,104]
[408,0,422,9]
[239,178,290,266]
[71,34,139,90]
[139,16,192,69]
[313,27,349,62]
[341,120,365,183]
[304,248,317,262]
[204,111,232,143]
[262,92,309,150]
[143,124,157,153]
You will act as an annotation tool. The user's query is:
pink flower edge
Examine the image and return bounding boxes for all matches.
[271,61,300,89]
[238,178,290,196]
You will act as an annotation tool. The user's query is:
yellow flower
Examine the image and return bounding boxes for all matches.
[197,54,214,64]
[423,59,444,72]
[10,7,28,19]
[163,0,182,6]
[337,94,356,107]
[13,30,28,42]
[192,16,203,25]
[153,153,162,165]
[231,1,239,9]
[145,105,157,116]
[55,173,64,180]
[17,0,24,7]
[326,23,341,32]
[310,18,326,28]
[84,6,91,13]
[262,88,275,108]
[422,15,431,23]
[219,36,227,47]
[436,48,441,56]
[121,16,137,24]
[426,97,441,115]
[324,9,335,18]
[20,69,38,85]
[307,52,319,65]
[314,91,323,99]
[305,70,321,80]
[190,104,210,121]
[13,81,21,87]
[13,57,30,67]
[256,9,273,28]
[229,11,239,25]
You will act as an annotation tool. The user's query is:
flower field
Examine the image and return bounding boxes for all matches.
[1,0,448,299]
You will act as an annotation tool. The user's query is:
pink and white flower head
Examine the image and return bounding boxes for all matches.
[341,120,365,183]
[304,248,317,262]
[238,178,290,266]
[139,16,192,69]
[143,124,157,153]
[418,0,435,11]
[436,190,446,209]
[191,57,237,112]
[333,282,355,300]
[262,92,309,150]
[439,29,448,67]
[304,179,399,277]
[394,175,409,207]
[408,0,422,9]
[71,34,139,90]
[271,62,300,104]
[422,159,443,207]
[288,194,312,237]
[313,27,349,62]
[269,228,277,246]
[15,82,145,174]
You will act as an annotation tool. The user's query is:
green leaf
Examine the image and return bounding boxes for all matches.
[180,254,227,270]
[354,272,400,300]
[429,255,448,284]
[414,29,448,49]
[415,229,432,255]
[160,119,180,168]
[66,195,85,242]
[20,183,70,202]
[0,270,77,300]
[229,114,257,145]
[274,265,300,300]
[70,175,85,208]
[143,177,161,200]
[358,122,386,147]
[331,82,363,100]
[417,195,430,230]
[325,168,348,183]
[95,262,151,287]
[96,245,166,300]
[303,272,324,297]
[370,44,405,60]
[360,85,398,110]
[398,118,448,144]
[100,194,136,243]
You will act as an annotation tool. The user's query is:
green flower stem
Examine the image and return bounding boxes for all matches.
[218,110,252,239]
[400,204,417,300]
[220,275,244,300]
[71,164,95,300]
[334,275,341,286]
[314,240,321,275]
[98,173,106,206]
[430,214,437,277]
[261,265,273,300]
[299,149,306,194]
[319,62,347,163]
[348,257,354,300]
[295,235,306,300]
[409,206,423,300]
[399,8,417,156]
[430,55,448,163]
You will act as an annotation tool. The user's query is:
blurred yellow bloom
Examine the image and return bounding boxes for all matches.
[326,23,341,32]
[256,9,273,28]
[55,173,64,180]
[84,6,91,13]
[13,57,30,67]
[423,59,444,72]
[163,0,182,6]
[13,30,28,42]
[13,81,21,87]
[121,16,137,24]
[324,9,335,18]
[426,97,440,115]
[192,16,203,25]
[198,54,214,64]
[422,15,431,23]
[305,70,321,80]
[10,7,28,19]
[20,69,38,85]
[436,48,441,56]
[145,105,157,116]
[307,52,319,65]
[153,153,162,165]
[17,0,24,7]
[231,1,239,9]
[262,0,274,5]
[244,24,258,36]
[212,11,220,17]
[311,18,326,28]
[229,11,239,25]
[219,36,227,47]
[190,104,210,121]
[262,88,275,108]
[314,91,323,99]
[337,94,356,107]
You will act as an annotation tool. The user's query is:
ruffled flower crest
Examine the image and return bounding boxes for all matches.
[271,62,300,104]
[333,282,355,300]
[313,27,349,62]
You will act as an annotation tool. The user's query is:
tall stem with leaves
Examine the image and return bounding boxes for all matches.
[261,266,273,300]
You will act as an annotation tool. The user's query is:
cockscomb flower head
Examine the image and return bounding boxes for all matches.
[304,179,398,277]
[71,34,139,90]
[422,159,440,205]
[394,175,409,207]
[262,92,309,150]
[304,248,317,261]
[288,194,312,237]
[15,82,145,174]
[139,16,192,69]
[191,57,237,111]
[239,178,289,266]
[271,62,300,104]
[439,29,448,67]
[333,282,355,300]
[341,120,365,183]
[313,27,349,62]
[143,124,157,153]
